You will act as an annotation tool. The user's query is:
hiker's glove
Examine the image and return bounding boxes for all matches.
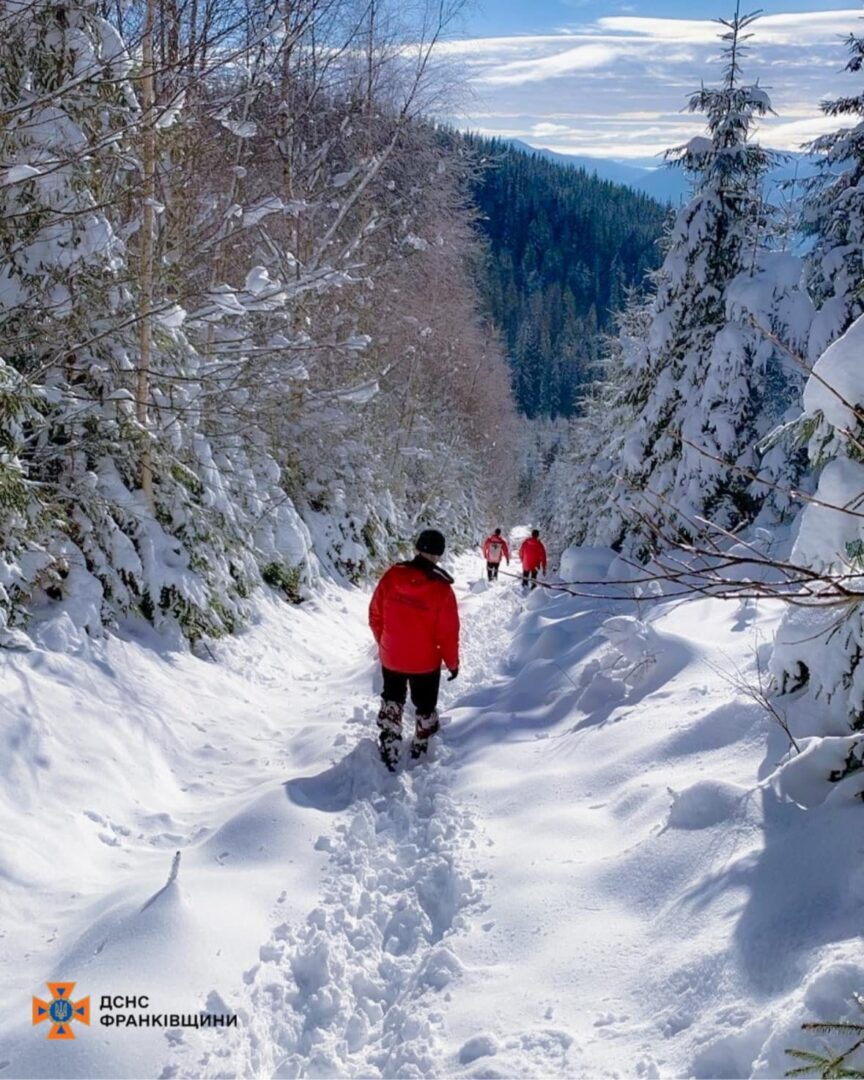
[447,668,459,681]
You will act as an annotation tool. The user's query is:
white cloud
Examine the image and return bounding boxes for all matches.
[436,35,585,56]
[595,16,719,43]
[761,113,845,148]
[442,8,861,159]
[480,43,624,85]
[531,121,575,135]
[597,10,861,44]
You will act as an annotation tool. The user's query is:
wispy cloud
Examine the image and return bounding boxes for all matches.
[598,10,860,44]
[482,43,625,84]
[442,9,862,159]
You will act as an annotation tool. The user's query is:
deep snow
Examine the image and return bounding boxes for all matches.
[1,552,862,1078]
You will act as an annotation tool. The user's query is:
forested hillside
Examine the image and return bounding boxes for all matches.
[463,136,668,417]
[0,0,518,645]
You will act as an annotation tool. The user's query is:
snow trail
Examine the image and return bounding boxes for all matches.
[6,554,863,1080]
[160,564,521,1079]
[235,738,482,1078]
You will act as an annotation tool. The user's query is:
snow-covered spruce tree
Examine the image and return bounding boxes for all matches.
[803,28,864,361]
[0,361,43,635]
[610,7,807,559]
[771,317,864,757]
[769,19,864,753]
[536,291,653,554]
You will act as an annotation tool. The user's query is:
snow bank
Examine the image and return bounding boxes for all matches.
[766,735,864,808]
[804,312,864,431]
[0,587,370,1077]
[558,544,617,583]
[440,566,863,1079]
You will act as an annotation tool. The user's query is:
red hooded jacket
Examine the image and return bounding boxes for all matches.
[482,534,510,564]
[369,556,460,674]
[519,536,547,572]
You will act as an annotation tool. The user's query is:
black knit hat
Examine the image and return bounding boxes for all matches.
[416,528,446,556]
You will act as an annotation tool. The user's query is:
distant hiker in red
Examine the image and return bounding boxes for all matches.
[519,529,547,590]
[368,528,460,770]
[482,528,510,582]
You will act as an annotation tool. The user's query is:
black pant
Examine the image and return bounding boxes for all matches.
[381,666,441,716]
[487,561,501,581]
[522,568,539,589]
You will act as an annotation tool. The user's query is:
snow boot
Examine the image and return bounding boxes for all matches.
[377,700,403,771]
[410,711,440,761]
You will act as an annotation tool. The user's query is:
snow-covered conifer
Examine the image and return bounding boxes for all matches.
[537,292,652,554]
[770,22,864,750]
[803,29,864,360]
[772,313,864,774]
[610,7,807,557]
[0,0,318,640]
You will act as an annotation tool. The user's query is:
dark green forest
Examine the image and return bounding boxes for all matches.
[464,136,668,418]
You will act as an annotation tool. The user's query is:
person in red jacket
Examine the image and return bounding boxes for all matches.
[482,528,510,582]
[368,528,460,769]
[519,529,547,590]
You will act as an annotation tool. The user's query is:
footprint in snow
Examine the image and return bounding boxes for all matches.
[285,738,391,813]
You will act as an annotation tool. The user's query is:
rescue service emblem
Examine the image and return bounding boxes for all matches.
[32,982,90,1040]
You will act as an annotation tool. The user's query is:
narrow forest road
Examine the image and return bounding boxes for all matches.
[3,553,859,1080]
[154,552,780,1080]
[2,554,526,1079]
[170,557,529,1079]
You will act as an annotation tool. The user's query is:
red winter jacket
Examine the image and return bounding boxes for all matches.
[369,556,460,674]
[519,537,547,573]
[482,534,510,564]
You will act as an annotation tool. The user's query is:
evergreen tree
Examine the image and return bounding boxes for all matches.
[0,1,311,640]
[803,29,864,360]
[772,313,864,749]
[0,0,143,635]
[610,6,806,556]
[770,17,864,747]
[536,292,653,552]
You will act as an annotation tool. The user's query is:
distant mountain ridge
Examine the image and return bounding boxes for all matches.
[510,139,819,205]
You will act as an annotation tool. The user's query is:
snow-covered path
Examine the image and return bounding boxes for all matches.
[2,555,863,1079]
[211,565,525,1079]
[0,557,521,1078]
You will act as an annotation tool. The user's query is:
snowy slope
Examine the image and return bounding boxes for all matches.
[1,554,862,1078]
[440,574,864,1078]
[0,588,370,1077]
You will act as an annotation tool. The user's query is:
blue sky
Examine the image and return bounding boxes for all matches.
[461,0,857,36]
[443,2,864,161]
